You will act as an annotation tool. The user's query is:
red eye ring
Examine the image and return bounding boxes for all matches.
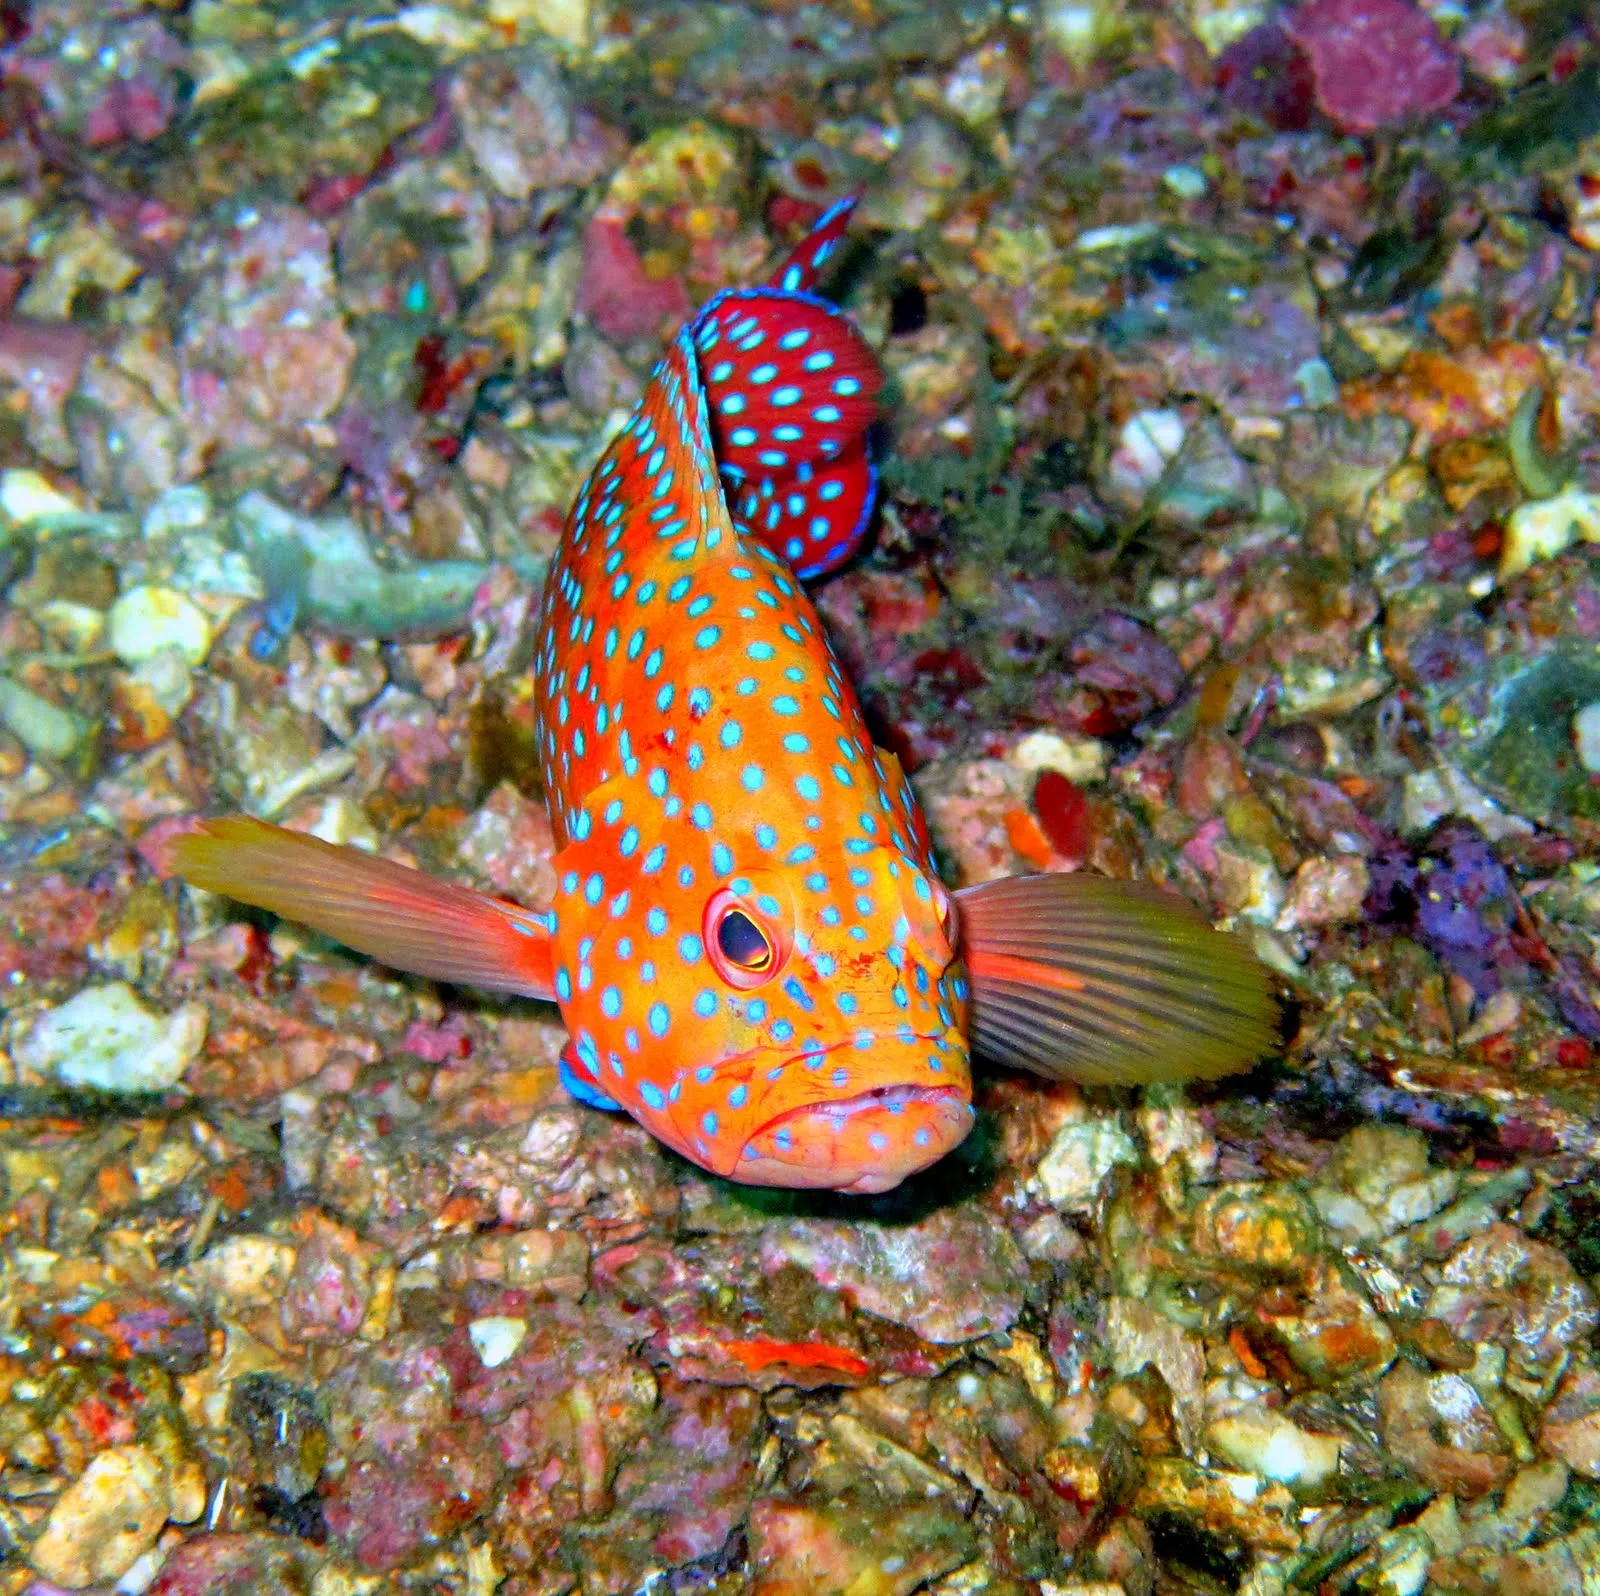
[704,886,787,990]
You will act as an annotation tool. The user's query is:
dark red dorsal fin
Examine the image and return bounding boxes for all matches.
[692,288,882,579]
[730,437,877,579]
[767,195,857,296]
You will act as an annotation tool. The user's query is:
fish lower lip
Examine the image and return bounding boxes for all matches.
[751,1081,966,1133]
[731,1080,975,1194]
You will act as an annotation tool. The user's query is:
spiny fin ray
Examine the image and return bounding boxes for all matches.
[165,816,555,1000]
[956,872,1276,1086]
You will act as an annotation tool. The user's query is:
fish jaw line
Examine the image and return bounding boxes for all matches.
[729,1077,974,1194]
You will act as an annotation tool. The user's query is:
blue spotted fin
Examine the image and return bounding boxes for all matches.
[694,290,881,579]
[956,873,1276,1086]
[165,816,556,999]
[767,195,858,294]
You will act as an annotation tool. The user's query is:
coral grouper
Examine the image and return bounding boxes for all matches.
[165,200,1274,1193]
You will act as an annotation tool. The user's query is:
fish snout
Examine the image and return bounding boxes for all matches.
[729,1079,974,1194]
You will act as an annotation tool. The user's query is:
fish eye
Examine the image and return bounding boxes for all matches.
[703,885,787,990]
[717,909,771,971]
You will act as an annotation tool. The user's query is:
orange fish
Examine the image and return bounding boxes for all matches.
[165,201,1273,1193]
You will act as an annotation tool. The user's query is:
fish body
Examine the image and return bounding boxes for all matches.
[167,202,1275,1194]
[529,328,973,1189]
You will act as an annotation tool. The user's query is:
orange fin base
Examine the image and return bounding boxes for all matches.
[166,816,555,1001]
[956,872,1275,1086]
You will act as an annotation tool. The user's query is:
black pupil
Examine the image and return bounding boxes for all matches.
[717,910,769,967]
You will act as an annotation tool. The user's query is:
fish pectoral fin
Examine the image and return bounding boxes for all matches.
[956,872,1276,1086]
[162,815,556,1001]
[559,1045,622,1113]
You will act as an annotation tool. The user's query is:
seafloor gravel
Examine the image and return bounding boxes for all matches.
[0,0,1598,1592]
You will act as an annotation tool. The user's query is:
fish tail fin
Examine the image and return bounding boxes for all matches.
[161,816,556,1000]
[955,872,1276,1086]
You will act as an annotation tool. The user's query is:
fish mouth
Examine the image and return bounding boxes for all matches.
[730,1081,974,1195]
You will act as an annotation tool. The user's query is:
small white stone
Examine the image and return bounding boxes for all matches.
[489,0,591,46]
[34,599,106,653]
[182,1234,298,1312]
[0,468,82,525]
[115,1542,168,1595]
[0,676,91,758]
[1276,855,1370,931]
[16,982,206,1092]
[1107,409,1185,504]
[1074,222,1159,253]
[1188,0,1267,53]
[29,1444,170,1588]
[1039,0,1122,67]
[1414,1492,1463,1556]
[394,4,494,52]
[1311,1187,1385,1243]
[1361,1526,1432,1596]
[469,1315,528,1368]
[1575,702,1600,774]
[1500,486,1600,580]
[1208,1408,1341,1486]
[1374,1169,1460,1233]
[133,650,195,719]
[1456,987,1522,1046]
[1400,765,1533,841]
[140,485,211,540]
[1295,358,1338,408]
[1163,164,1208,198]
[107,585,213,668]
[1034,1118,1139,1210]
[1007,729,1107,784]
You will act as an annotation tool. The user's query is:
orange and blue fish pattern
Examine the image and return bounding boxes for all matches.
[530,199,973,1190]
[165,200,1275,1194]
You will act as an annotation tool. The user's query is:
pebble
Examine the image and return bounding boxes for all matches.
[1206,1378,1341,1485]
[1162,163,1209,198]
[1276,854,1369,930]
[1007,729,1108,784]
[140,484,212,541]
[503,0,593,46]
[1187,0,1267,52]
[1034,1118,1140,1211]
[1106,410,1186,505]
[0,466,88,526]
[0,674,92,759]
[1399,764,1533,841]
[28,1442,170,1587]
[1574,702,1600,775]
[768,1207,1026,1344]
[468,1315,529,1369]
[106,585,214,668]
[1499,486,1600,580]
[1539,1358,1600,1479]
[15,981,206,1092]
[1040,0,1126,67]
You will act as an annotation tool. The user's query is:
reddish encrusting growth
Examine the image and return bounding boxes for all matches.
[717,1339,872,1378]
